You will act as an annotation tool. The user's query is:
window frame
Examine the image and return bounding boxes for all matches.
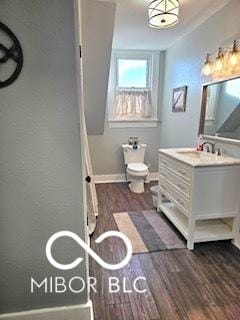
[107,50,161,128]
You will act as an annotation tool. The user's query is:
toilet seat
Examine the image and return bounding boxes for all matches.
[127,163,148,173]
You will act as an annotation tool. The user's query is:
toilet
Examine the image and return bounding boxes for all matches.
[122,144,149,193]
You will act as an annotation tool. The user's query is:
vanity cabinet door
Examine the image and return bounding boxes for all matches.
[192,166,240,218]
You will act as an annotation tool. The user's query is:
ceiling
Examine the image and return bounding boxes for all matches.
[108,0,231,50]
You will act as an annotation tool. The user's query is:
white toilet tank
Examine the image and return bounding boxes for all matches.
[122,144,147,164]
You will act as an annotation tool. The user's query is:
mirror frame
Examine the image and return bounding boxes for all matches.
[198,75,240,145]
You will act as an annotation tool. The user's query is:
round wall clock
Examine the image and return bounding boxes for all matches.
[0,22,23,88]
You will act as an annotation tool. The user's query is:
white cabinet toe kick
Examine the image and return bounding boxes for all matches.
[158,150,240,250]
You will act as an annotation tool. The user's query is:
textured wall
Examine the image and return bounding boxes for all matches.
[161,0,240,158]
[0,0,88,314]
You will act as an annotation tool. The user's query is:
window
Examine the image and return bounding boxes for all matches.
[117,58,149,89]
[107,51,161,127]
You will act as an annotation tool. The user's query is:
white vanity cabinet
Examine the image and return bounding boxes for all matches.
[158,149,240,250]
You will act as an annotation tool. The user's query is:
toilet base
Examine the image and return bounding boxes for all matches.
[129,178,145,193]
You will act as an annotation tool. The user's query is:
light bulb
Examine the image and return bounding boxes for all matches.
[201,54,212,76]
[229,53,238,66]
[214,48,224,73]
[201,63,212,76]
[229,41,239,66]
[214,58,224,72]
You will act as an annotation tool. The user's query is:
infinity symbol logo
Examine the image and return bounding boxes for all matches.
[46,231,133,270]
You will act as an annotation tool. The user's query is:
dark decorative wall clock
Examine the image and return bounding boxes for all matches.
[0,22,23,88]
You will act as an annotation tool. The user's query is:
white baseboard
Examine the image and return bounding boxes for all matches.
[94,173,126,183]
[0,301,93,320]
[94,172,159,184]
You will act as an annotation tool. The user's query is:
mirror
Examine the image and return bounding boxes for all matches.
[199,77,240,141]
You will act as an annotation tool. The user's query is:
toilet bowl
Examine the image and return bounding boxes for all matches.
[127,163,149,194]
[122,143,149,194]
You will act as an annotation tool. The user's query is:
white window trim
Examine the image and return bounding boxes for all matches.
[107,50,161,128]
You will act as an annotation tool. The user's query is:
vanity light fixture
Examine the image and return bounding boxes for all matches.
[201,40,240,78]
[148,0,179,29]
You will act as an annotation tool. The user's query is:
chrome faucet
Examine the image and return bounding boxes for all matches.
[202,142,215,154]
[202,142,221,155]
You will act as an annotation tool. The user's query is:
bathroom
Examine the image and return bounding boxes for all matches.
[0,0,240,320]
[84,0,240,318]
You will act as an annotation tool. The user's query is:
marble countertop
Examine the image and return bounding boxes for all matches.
[158,148,240,167]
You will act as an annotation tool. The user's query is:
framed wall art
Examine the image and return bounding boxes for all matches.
[172,86,188,112]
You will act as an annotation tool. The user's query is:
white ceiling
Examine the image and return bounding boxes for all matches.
[109,0,231,50]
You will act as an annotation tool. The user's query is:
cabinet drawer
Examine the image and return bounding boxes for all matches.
[159,179,189,215]
[159,166,190,198]
[159,154,192,182]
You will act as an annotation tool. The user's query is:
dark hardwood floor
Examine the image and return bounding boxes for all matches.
[90,182,240,320]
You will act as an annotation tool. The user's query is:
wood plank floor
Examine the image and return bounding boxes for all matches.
[90,182,240,320]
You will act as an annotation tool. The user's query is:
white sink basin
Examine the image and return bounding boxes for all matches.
[176,150,217,160]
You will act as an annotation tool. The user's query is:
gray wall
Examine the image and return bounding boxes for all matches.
[81,0,116,135]
[161,0,240,158]
[88,52,165,175]
[89,122,162,174]
[0,0,88,314]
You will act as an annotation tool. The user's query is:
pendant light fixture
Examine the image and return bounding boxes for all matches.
[149,0,180,29]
